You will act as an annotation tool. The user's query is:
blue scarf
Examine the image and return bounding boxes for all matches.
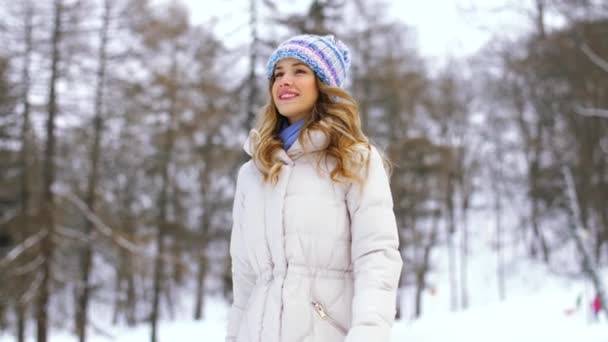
[279,118,305,151]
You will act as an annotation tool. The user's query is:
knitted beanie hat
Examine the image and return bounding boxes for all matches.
[265,34,351,88]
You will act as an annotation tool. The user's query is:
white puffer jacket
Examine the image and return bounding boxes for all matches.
[226,129,403,342]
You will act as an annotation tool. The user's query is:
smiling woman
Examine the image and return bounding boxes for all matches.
[271,58,319,124]
[225,34,403,342]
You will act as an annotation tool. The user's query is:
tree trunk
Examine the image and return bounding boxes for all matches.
[112,248,137,327]
[17,2,34,341]
[76,2,110,341]
[563,167,608,322]
[126,265,137,326]
[16,304,26,342]
[493,123,506,302]
[446,178,458,311]
[193,225,208,320]
[412,218,422,319]
[113,170,137,327]
[150,47,178,342]
[495,178,505,301]
[112,265,122,325]
[0,306,4,332]
[534,0,546,39]
[246,0,258,132]
[150,147,168,342]
[360,29,371,130]
[395,234,406,320]
[526,0,551,264]
[529,147,549,263]
[37,1,63,341]
[413,271,424,319]
[194,154,212,320]
[414,212,439,319]
[459,191,470,310]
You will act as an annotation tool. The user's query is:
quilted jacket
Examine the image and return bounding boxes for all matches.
[226,128,403,342]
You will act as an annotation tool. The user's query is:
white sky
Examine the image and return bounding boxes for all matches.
[182,0,530,59]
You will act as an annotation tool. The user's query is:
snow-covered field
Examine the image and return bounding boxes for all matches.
[2,266,607,342]
[394,290,608,342]
[2,210,607,341]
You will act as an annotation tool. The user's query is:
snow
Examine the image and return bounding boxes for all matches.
[394,291,608,342]
[2,192,607,342]
[2,278,607,342]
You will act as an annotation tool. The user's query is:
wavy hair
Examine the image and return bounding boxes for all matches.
[250,76,380,185]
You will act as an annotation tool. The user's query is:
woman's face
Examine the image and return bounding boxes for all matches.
[271,58,319,124]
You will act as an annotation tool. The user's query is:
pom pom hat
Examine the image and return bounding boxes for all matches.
[265,34,351,88]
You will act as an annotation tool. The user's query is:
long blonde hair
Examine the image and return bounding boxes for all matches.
[250,77,373,185]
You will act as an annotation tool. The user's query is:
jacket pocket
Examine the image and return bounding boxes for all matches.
[311,301,347,336]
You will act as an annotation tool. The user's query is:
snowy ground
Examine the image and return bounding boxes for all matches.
[394,290,608,342]
[2,211,607,341]
[1,278,607,342]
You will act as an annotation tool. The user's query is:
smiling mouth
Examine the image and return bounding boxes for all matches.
[279,93,299,100]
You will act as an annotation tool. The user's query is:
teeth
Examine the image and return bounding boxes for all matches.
[280,93,297,99]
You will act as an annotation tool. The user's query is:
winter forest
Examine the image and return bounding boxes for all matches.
[0,0,607,341]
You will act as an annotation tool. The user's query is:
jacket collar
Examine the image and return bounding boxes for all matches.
[243,127,329,166]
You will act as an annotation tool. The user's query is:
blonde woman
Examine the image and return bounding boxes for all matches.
[226,34,402,342]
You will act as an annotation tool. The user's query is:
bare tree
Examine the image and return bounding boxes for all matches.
[75,1,112,341]
[37,1,64,341]
[16,2,35,341]
[245,0,259,133]
[563,167,608,321]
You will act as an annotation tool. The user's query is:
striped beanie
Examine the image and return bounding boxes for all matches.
[265,34,351,88]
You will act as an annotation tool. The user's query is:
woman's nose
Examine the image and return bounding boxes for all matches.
[279,75,293,87]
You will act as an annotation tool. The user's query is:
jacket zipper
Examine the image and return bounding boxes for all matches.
[311,301,347,336]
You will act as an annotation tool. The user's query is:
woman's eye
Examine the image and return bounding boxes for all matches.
[274,72,284,78]
[295,69,306,74]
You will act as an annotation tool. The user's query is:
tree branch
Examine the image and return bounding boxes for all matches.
[0,230,47,268]
[56,224,92,243]
[574,105,608,119]
[19,272,42,304]
[581,42,608,73]
[9,255,43,276]
[52,184,184,264]
[53,184,142,254]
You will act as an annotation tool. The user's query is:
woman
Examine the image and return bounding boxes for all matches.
[226,34,403,342]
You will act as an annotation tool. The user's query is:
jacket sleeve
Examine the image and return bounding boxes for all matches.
[344,146,403,342]
[226,165,256,342]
